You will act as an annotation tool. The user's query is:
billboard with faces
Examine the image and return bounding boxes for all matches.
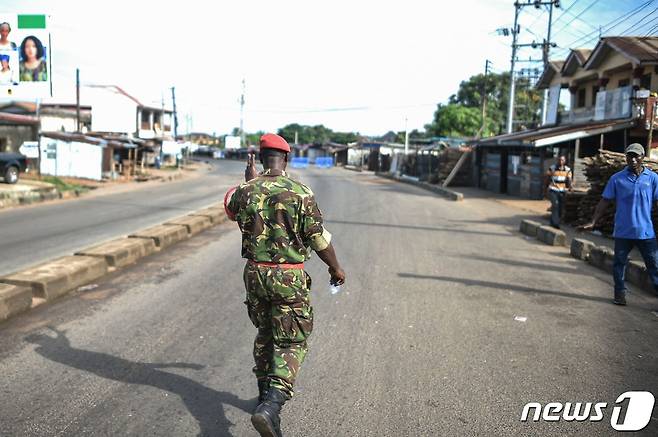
[0,14,51,99]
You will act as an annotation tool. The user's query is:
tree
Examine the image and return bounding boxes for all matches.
[277,123,358,145]
[425,104,483,138]
[426,71,543,138]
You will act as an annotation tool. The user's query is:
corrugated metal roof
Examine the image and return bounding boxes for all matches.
[0,112,39,125]
[476,118,635,148]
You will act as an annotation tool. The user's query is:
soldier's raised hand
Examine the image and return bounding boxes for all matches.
[245,153,258,181]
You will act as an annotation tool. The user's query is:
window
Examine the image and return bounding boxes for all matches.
[591,85,599,106]
[0,138,7,152]
[577,88,587,108]
[141,110,151,130]
[640,73,652,90]
[618,78,630,87]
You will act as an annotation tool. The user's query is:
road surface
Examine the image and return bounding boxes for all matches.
[0,167,656,436]
[0,160,244,276]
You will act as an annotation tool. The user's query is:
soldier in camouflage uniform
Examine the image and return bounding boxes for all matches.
[225,133,345,437]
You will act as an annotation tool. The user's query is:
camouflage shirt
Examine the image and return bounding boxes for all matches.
[226,168,331,263]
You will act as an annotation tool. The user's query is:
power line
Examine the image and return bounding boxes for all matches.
[619,7,658,35]
[552,0,581,24]
[644,22,658,35]
[552,0,600,36]
[552,0,655,53]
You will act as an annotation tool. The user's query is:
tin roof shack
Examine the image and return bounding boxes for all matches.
[0,111,38,154]
[475,36,658,199]
[0,100,92,156]
[348,141,405,172]
[85,85,173,166]
[40,131,137,180]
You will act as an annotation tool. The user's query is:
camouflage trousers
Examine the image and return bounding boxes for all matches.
[243,262,313,398]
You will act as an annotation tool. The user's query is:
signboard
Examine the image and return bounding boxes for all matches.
[224,135,241,150]
[19,140,38,158]
[594,86,632,121]
[545,84,561,125]
[0,14,51,99]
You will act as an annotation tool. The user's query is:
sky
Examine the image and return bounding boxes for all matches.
[2,0,656,137]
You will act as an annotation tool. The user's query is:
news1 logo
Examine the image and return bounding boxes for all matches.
[520,391,655,431]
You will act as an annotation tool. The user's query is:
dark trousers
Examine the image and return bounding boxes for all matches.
[613,238,658,294]
[549,190,565,227]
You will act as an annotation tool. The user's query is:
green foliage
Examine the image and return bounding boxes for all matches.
[277,123,359,145]
[425,71,543,137]
[42,176,89,192]
[426,104,484,138]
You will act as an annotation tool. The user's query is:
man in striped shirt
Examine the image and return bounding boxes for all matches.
[545,155,572,228]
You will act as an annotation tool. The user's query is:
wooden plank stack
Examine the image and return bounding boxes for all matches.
[563,150,658,235]
[435,148,472,186]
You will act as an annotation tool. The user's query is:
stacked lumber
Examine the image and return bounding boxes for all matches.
[563,150,658,235]
[435,148,472,186]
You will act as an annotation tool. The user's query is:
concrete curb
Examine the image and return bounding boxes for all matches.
[537,225,567,246]
[519,218,657,297]
[0,255,109,301]
[519,219,541,237]
[75,238,157,269]
[129,224,189,249]
[570,238,595,261]
[0,283,32,322]
[0,201,228,323]
[164,215,213,236]
[375,172,464,201]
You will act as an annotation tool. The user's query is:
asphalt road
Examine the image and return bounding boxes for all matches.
[0,167,656,436]
[0,159,246,276]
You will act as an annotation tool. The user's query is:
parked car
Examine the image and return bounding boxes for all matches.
[0,152,28,184]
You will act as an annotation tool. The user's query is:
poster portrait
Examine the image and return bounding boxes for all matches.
[0,14,51,99]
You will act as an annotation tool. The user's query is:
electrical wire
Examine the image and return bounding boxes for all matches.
[552,0,600,36]
[552,0,654,54]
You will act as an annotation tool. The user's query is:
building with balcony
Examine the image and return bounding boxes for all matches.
[474,36,658,199]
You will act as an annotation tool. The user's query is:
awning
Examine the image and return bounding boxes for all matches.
[477,118,636,148]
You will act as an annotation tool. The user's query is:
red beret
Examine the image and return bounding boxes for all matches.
[260,133,290,153]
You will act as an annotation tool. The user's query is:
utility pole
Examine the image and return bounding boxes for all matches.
[477,59,492,139]
[541,0,555,125]
[239,78,246,147]
[75,68,80,132]
[171,86,179,140]
[507,3,520,134]
[505,0,560,133]
[404,117,409,155]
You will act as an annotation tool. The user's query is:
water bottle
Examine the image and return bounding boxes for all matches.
[329,283,342,295]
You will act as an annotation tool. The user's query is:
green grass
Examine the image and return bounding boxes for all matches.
[41,176,89,193]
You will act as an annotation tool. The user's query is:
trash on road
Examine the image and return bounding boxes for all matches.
[78,284,98,292]
[514,316,528,322]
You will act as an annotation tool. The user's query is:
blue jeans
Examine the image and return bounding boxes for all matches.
[613,238,658,293]
[549,190,565,227]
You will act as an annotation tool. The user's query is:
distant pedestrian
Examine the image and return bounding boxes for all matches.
[581,143,658,305]
[225,133,345,437]
[545,155,572,228]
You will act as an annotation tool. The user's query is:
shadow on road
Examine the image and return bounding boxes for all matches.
[458,254,582,275]
[25,327,253,437]
[398,273,614,305]
[324,219,510,237]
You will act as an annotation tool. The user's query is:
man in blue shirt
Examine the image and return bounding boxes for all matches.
[582,143,658,305]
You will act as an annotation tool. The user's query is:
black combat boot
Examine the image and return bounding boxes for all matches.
[251,387,289,437]
[257,378,269,404]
